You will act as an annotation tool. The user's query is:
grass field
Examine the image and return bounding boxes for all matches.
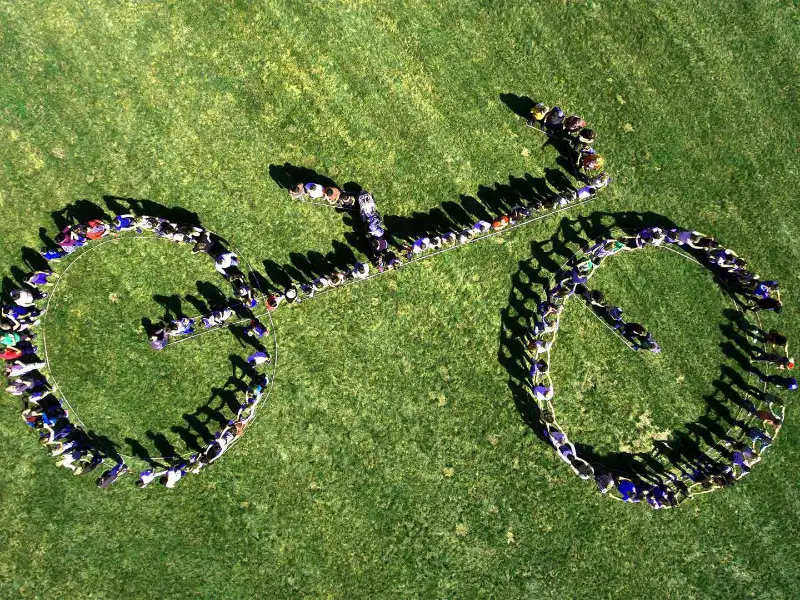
[1,1,799,598]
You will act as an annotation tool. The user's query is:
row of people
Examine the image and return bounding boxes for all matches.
[389,100,611,264]
[136,375,268,488]
[577,286,661,352]
[0,260,115,484]
[271,177,610,316]
[278,103,611,294]
[263,261,372,311]
[40,215,217,261]
[289,182,357,209]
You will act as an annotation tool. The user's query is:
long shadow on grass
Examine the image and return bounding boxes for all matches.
[499,212,774,494]
[256,97,590,291]
[262,158,582,294]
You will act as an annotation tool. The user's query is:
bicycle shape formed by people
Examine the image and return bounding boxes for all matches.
[1,99,792,505]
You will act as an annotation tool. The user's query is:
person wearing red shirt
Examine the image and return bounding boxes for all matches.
[1,347,23,360]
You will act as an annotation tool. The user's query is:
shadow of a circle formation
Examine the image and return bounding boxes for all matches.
[500,212,792,508]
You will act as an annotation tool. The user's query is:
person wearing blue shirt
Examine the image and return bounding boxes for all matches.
[97,461,128,489]
[113,214,137,231]
[245,320,268,339]
[617,479,640,502]
[247,351,271,367]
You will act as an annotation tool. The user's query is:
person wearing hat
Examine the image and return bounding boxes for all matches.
[576,128,596,148]
[265,293,284,311]
[245,319,268,339]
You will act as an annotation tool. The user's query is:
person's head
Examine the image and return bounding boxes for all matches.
[576,462,593,479]
[531,103,549,120]
[564,115,585,132]
[578,128,596,144]
[591,172,610,189]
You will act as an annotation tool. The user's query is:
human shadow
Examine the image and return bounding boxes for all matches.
[153,294,186,321]
[229,323,265,352]
[4,198,273,474]
[196,281,230,310]
[124,437,170,468]
[169,355,254,452]
[51,199,110,230]
[103,195,202,227]
[146,431,180,460]
[268,163,339,191]
[499,92,535,119]
[84,429,123,462]
[1,276,16,298]
[185,294,210,315]
[262,149,591,295]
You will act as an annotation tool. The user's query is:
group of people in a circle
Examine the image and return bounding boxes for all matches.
[524,226,793,508]
[3,212,275,489]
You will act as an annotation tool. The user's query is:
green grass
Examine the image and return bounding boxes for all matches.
[1,1,799,598]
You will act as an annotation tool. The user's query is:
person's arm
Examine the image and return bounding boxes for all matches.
[42,422,56,443]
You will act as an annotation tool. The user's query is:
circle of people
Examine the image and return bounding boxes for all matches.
[526,227,793,508]
[3,214,275,489]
